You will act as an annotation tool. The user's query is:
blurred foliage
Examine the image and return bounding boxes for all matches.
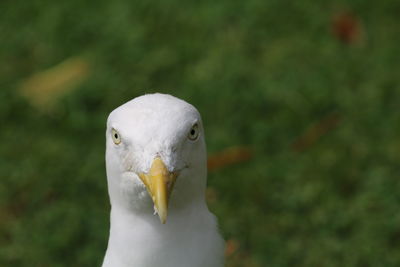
[1,0,400,266]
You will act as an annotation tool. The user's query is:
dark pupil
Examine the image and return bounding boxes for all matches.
[190,129,196,135]
[114,133,118,139]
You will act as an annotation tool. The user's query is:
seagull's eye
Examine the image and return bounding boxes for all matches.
[111,128,121,145]
[188,124,199,141]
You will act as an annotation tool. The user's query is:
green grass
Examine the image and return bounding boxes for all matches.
[1,0,400,266]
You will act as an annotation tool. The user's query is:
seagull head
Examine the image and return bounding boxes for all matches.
[105,93,207,224]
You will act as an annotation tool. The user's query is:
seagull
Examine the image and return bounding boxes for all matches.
[102,93,225,267]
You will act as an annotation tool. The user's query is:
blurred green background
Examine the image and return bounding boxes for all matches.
[1,0,400,266]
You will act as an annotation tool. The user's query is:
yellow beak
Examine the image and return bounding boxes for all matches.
[138,157,178,224]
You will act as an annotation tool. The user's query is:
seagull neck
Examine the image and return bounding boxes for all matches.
[104,199,212,266]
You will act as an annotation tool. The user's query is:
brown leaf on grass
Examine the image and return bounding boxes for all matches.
[19,56,90,111]
[292,112,341,152]
[225,239,240,257]
[207,146,252,171]
[331,11,365,45]
[225,239,260,267]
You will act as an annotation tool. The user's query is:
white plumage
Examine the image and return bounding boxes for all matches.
[102,93,224,267]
